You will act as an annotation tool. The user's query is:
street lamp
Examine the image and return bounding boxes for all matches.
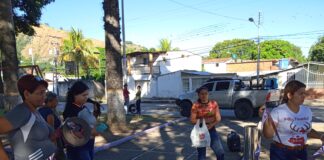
[249,12,261,88]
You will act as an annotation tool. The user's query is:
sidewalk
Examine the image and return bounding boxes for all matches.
[93,107,324,160]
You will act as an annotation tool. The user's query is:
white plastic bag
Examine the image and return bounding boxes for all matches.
[190,119,211,148]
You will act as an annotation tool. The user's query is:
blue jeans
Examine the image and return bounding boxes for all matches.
[66,139,95,160]
[270,143,307,160]
[197,128,225,160]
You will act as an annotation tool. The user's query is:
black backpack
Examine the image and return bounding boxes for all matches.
[227,131,241,152]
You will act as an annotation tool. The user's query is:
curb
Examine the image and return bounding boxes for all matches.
[94,117,187,153]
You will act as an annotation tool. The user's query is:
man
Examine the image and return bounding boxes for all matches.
[123,84,130,106]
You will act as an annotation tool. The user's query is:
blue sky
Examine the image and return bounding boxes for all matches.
[41,0,324,57]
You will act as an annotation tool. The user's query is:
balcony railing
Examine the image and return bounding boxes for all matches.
[130,65,160,75]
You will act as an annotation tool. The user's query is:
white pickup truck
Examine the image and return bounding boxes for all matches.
[176,78,280,120]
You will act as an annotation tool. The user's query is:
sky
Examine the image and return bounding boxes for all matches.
[40,0,324,57]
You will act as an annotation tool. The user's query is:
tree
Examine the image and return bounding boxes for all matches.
[309,36,324,62]
[0,0,54,110]
[158,38,172,51]
[16,33,33,62]
[60,28,99,79]
[260,40,305,62]
[209,39,257,59]
[12,0,55,36]
[0,0,20,111]
[103,0,126,128]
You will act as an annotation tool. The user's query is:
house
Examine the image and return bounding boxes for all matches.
[202,58,233,74]
[126,51,202,98]
[203,58,301,77]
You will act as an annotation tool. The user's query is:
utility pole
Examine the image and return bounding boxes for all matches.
[256,11,261,88]
[121,0,127,84]
[249,11,262,88]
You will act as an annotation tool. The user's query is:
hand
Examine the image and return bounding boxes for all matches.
[320,135,324,144]
[207,123,215,130]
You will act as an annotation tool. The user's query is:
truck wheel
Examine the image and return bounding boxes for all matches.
[179,101,192,117]
[129,104,137,114]
[234,101,253,120]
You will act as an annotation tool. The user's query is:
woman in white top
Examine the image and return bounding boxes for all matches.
[263,80,324,160]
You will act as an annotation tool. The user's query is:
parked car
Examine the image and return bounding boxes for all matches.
[176,78,280,120]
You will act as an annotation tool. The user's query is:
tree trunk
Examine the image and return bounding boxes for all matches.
[0,0,20,111]
[103,0,126,129]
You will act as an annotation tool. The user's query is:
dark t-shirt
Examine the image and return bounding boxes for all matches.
[5,103,56,160]
[38,107,62,130]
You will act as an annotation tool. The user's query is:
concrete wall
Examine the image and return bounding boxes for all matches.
[157,71,182,98]
[277,68,303,89]
[203,63,227,73]
[154,51,202,75]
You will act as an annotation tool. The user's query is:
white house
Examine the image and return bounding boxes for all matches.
[126,51,202,98]
[203,58,233,74]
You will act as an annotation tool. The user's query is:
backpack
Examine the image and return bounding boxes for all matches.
[227,131,241,152]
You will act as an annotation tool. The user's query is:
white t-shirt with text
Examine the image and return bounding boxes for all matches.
[270,103,312,147]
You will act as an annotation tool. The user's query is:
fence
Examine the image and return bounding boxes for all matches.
[294,63,324,89]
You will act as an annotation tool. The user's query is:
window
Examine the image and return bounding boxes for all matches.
[215,63,219,67]
[143,58,148,65]
[201,83,214,91]
[192,78,209,91]
[215,81,230,91]
[287,72,295,81]
[182,79,190,92]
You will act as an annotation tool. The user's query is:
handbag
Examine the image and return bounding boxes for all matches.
[190,119,211,148]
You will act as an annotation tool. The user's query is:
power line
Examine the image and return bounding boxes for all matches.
[167,0,248,22]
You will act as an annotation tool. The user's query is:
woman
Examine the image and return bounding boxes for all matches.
[38,92,66,160]
[190,87,225,160]
[63,81,98,160]
[263,80,324,160]
[0,74,56,160]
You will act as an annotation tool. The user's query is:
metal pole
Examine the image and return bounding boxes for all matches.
[306,62,310,88]
[29,48,34,65]
[121,0,127,83]
[256,12,261,88]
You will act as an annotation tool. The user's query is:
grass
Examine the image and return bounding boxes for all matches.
[0,109,5,116]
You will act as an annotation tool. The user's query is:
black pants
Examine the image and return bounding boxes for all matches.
[136,99,141,114]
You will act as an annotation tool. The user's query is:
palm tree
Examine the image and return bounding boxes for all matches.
[103,0,126,128]
[158,38,172,51]
[0,0,20,111]
[60,28,99,78]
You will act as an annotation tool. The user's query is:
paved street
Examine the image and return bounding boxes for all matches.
[92,102,324,160]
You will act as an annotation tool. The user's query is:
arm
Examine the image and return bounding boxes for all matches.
[308,129,324,142]
[262,115,275,139]
[46,115,57,143]
[190,103,199,124]
[0,117,13,134]
[0,140,9,160]
[46,115,55,128]
[207,105,221,129]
